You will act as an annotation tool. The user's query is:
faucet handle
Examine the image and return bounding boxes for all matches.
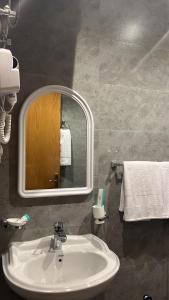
[53,221,67,242]
[54,221,64,232]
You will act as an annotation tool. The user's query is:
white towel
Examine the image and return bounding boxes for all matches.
[119,161,169,221]
[60,128,71,166]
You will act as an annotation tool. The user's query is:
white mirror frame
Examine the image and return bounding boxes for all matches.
[18,85,94,198]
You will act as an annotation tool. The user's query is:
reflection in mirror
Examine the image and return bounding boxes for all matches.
[25,92,87,190]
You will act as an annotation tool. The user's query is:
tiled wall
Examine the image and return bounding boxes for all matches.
[1,0,169,299]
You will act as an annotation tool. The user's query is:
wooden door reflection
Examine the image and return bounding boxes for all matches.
[26,93,61,189]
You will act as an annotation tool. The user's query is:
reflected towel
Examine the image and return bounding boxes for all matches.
[60,128,71,166]
[119,161,169,221]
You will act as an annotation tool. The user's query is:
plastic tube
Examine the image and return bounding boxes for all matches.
[0,111,11,144]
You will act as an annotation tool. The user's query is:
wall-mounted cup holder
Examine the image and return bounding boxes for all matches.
[92,205,109,224]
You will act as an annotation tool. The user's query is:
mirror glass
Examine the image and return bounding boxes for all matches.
[25,92,87,190]
[18,86,94,198]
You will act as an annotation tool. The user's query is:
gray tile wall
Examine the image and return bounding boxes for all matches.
[0,0,169,299]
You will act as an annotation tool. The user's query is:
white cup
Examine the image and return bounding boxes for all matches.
[92,205,105,219]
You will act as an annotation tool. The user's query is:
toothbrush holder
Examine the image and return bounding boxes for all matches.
[92,205,108,224]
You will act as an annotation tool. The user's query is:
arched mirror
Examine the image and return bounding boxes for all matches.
[18,86,94,198]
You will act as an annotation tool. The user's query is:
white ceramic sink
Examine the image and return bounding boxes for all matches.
[2,234,120,300]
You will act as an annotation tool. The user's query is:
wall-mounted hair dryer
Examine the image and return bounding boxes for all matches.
[0,49,20,95]
[0,48,20,161]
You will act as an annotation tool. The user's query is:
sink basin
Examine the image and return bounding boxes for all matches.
[2,234,120,300]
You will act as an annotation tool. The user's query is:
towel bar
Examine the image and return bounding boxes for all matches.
[111,160,123,183]
[111,160,123,169]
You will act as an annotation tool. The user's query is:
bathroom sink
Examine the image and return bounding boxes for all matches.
[2,234,120,300]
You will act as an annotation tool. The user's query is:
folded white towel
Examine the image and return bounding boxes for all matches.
[119,161,169,221]
[60,128,71,166]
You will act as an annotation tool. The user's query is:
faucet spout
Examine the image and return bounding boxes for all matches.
[53,235,62,250]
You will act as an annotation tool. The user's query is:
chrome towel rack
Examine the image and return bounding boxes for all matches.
[111,160,123,183]
[111,160,123,169]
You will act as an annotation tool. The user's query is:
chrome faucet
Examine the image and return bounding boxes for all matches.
[51,221,67,250]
